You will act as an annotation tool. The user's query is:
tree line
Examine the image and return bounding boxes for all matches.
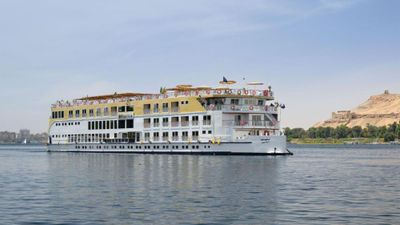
[284,122,400,142]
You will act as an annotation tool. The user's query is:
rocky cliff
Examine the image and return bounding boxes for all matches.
[314,90,400,128]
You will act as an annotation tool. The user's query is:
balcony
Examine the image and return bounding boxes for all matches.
[171,107,179,112]
[192,121,199,126]
[171,121,179,127]
[162,122,169,127]
[144,123,151,128]
[203,120,211,126]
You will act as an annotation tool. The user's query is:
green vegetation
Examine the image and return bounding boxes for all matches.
[284,122,400,144]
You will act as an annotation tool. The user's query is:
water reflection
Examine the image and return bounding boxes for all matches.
[46,153,281,224]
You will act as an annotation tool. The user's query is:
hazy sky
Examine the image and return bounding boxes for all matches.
[1,0,399,133]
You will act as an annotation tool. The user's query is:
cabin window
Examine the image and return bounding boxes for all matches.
[103,121,106,129]
[82,109,87,117]
[153,118,159,127]
[203,115,211,126]
[95,121,99,130]
[127,119,134,128]
[153,132,159,141]
[182,131,188,141]
[99,121,102,129]
[171,102,179,112]
[89,109,94,117]
[144,132,150,141]
[153,103,159,113]
[111,107,117,116]
[171,117,179,127]
[162,132,169,141]
[162,103,169,112]
[162,117,169,127]
[231,99,239,105]
[96,108,101,117]
[118,106,125,113]
[172,131,179,141]
[114,120,118,129]
[68,110,73,118]
[192,116,199,126]
[104,107,109,116]
[127,105,134,112]
[88,122,91,130]
[257,100,264,106]
[181,116,189,127]
[75,110,80,118]
[110,120,114,129]
[192,131,199,141]
[143,104,151,114]
[118,120,125,129]
[107,121,110,129]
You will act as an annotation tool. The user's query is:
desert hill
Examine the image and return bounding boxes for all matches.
[314,90,400,128]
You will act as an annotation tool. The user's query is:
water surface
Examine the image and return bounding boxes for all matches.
[0,144,399,224]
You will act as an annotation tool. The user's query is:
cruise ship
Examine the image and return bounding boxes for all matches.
[47,79,291,155]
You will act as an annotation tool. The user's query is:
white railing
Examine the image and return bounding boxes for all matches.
[205,104,279,113]
[222,120,279,128]
[51,88,274,108]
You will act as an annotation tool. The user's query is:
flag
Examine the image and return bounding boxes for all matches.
[223,76,228,82]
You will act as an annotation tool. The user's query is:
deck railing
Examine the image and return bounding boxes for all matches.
[52,88,274,108]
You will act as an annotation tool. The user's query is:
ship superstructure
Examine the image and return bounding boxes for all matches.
[47,81,290,155]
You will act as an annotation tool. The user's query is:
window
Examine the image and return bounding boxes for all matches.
[162,118,169,127]
[185,100,189,104]
[127,119,134,128]
[203,115,211,126]
[172,131,179,141]
[114,120,117,129]
[88,122,91,130]
[68,110,73,118]
[202,130,206,134]
[118,106,126,112]
[257,100,264,106]
[127,105,134,112]
[110,120,114,129]
[89,109,94,117]
[171,117,179,127]
[192,131,199,141]
[144,118,151,128]
[153,132,159,141]
[75,110,80,118]
[104,107,109,116]
[143,104,151,114]
[192,116,199,126]
[162,132,169,141]
[162,103,169,112]
[153,103,159,113]
[103,121,106,129]
[181,116,189,127]
[111,107,117,116]
[144,132,150,141]
[171,102,179,112]
[208,130,212,134]
[82,109,87,117]
[99,121,102,129]
[182,131,188,141]
[153,118,159,127]
[96,108,101,117]
[118,120,125,129]
[95,121,99,130]
[231,99,239,105]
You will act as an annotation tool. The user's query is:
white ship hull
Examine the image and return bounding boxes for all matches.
[47,136,291,155]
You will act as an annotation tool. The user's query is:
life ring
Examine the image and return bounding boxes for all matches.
[240,120,245,126]
[185,91,189,96]
[230,104,235,110]
[210,104,215,110]
[266,130,270,136]
[244,90,249,95]
[264,105,268,111]
[216,89,222,94]
[264,90,268,96]
[206,89,211,94]
[249,105,254,110]
[237,89,242,95]
[164,93,168,98]
[252,90,256,96]
[227,89,232,94]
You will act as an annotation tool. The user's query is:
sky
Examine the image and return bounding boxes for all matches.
[0,0,399,133]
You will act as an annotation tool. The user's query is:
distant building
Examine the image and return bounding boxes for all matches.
[19,129,30,143]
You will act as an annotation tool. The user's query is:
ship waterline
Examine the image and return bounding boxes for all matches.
[47,83,290,155]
